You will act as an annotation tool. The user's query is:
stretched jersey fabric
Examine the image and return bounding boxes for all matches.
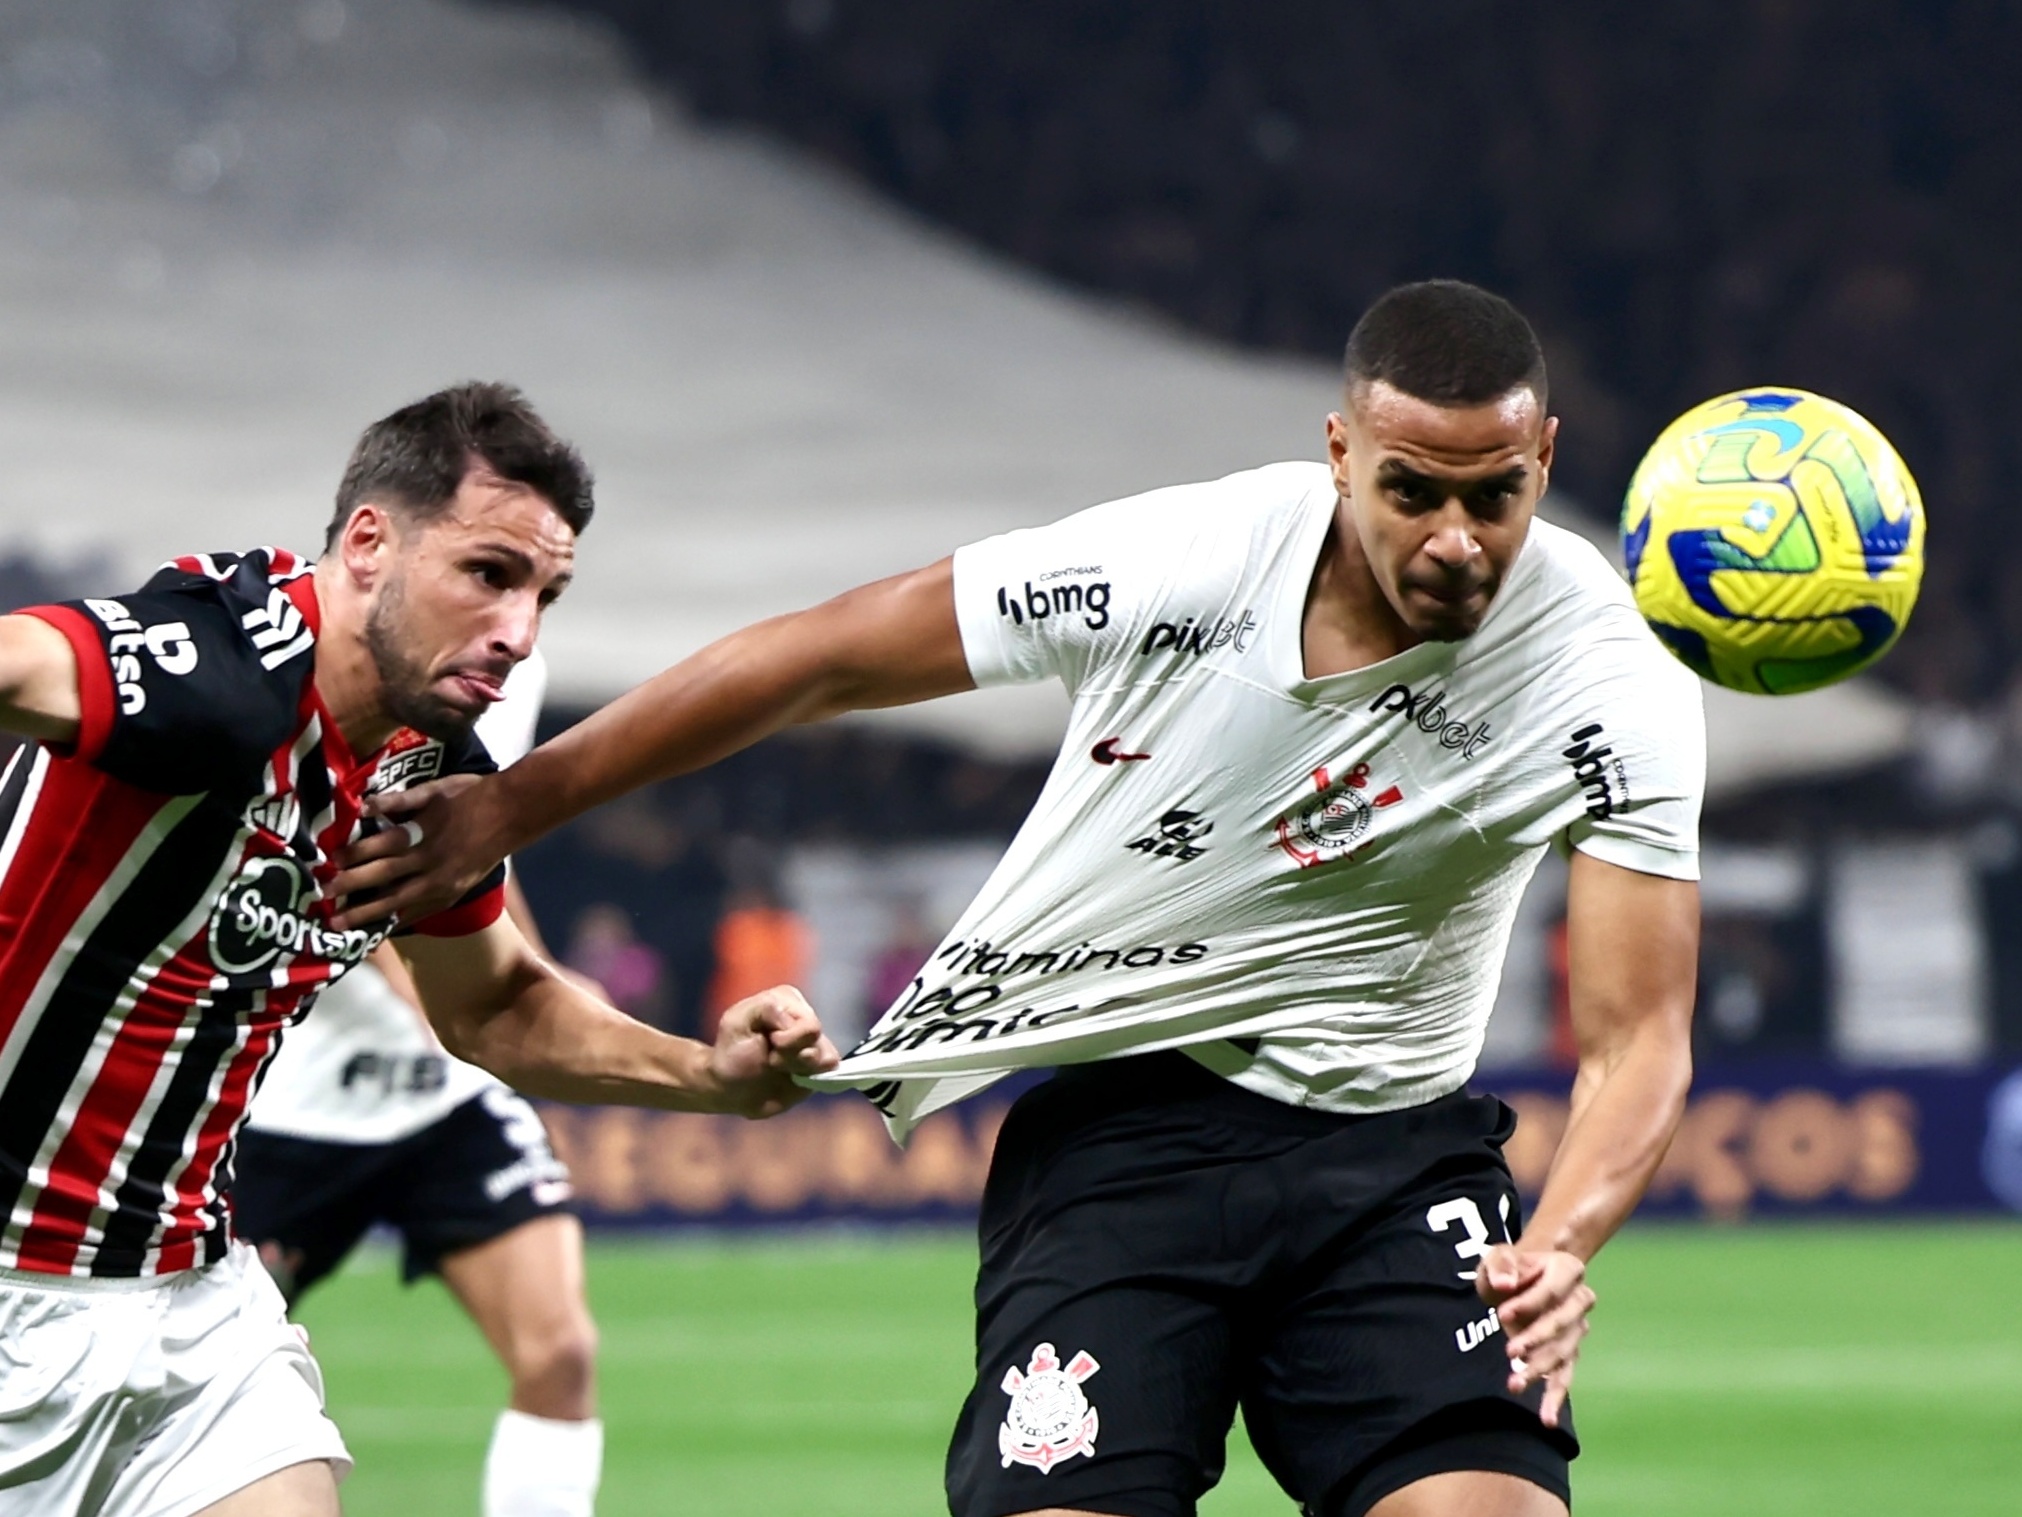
[0,550,506,1277]
[812,463,1705,1139]
[243,651,548,1145]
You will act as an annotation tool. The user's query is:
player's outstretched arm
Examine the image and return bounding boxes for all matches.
[0,613,82,744]
[396,912,840,1117]
[333,558,970,927]
[1476,850,1698,1426]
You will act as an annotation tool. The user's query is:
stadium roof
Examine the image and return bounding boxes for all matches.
[0,0,1908,793]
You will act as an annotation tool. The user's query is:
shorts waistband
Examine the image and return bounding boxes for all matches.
[1043,1049,1470,1135]
[0,1263,173,1293]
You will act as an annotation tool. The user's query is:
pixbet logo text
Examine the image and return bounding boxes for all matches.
[1370,683,1492,759]
[1138,610,1257,659]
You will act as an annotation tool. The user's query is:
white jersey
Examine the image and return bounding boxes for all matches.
[814,462,1704,1137]
[243,651,547,1145]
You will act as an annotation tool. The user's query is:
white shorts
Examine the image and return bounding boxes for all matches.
[0,1241,352,1517]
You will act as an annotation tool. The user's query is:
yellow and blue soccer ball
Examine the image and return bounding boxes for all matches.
[1620,387,1925,695]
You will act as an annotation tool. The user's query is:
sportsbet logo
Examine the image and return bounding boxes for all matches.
[209,854,383,974]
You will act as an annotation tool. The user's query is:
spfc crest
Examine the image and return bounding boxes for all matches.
[998,1341,1101,1472]
[1274,761,1403,868]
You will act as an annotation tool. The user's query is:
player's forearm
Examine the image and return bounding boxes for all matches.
[1518,1018,1691,1261]
[488,565,970,857]
[491,615,836,852]
[440,966,729,1112]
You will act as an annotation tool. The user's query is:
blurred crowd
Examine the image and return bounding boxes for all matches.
[546,0,2018,713]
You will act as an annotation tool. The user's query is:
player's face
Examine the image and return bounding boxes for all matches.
[1327,381,1556,642]
[362,468,576,740]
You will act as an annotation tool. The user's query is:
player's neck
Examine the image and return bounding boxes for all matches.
[1299,503,1421,679]
[309,561,405,759]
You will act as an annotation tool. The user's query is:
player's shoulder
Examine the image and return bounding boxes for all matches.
[1520,517,1638,608]
[1491,518,1704,719]
[125,547,318,658]
[65,547,321,790]
[1504,518,1665,656]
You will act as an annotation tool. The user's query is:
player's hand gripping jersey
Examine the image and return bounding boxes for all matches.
[0,550,505,1276]
[815,463,1705,1137]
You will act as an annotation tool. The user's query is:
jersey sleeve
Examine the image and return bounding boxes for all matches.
[1557,657,1706,881]
[951,489,1205,692]
[18,578,304,795]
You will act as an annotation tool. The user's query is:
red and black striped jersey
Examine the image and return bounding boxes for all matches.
[0,548,506,1277]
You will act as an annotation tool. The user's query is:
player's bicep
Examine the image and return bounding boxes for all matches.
[799,557,975,715]
[394,913,543,1049]
[1563,850,1699,1060]
[0,613,82,744]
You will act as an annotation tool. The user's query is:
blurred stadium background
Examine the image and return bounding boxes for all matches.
[1,1,2019,1511]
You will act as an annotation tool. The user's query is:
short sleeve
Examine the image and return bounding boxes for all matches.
[1558,662,1706,881]
[951,487,1203,691]
[18,578,304,795]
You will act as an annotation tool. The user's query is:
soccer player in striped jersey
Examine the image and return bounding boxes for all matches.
[236,649,608,1517]
[0,383,836,1517]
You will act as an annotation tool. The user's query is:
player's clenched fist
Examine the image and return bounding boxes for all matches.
[1475,1242,1595,1430]
[703,985,840,1119]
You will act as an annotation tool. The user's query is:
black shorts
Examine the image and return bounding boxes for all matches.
[947,1053,1576,1517]
[230,1087,574,1300]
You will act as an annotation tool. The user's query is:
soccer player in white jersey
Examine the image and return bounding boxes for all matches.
[236,648,606,1517]
[0,383,837,1517]
[340,284,1704,1517]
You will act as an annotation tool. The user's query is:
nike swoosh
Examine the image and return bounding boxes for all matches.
[1091,738,1152,765]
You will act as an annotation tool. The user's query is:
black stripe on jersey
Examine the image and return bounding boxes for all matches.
[0,798,243,1264]
[293,737,333,848]
[0,745,36,849]
[91,982,258,1274]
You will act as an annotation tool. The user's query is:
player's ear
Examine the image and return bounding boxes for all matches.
[337,504,397,586]
[1535,413,1559,486]
[1325,411,1353,497]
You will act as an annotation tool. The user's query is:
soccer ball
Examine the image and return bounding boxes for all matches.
[1620,387,1925,695]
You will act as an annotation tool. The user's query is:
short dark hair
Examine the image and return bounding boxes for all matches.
[1344,280,1548,410]
[324,381,594,551]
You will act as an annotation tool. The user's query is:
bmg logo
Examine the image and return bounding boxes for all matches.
[996,578,1112,631]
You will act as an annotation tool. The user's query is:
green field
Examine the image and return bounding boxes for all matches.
[300,1222,2022,1516]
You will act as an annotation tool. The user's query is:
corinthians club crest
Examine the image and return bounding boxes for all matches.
[999,1342,1101,1472]
[1274,761,1403,868]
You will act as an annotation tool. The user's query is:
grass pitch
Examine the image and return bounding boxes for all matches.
[300,1222,2022,1516]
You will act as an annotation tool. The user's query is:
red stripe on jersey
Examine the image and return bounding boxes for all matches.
[284,572,321,634]
[408,885,507,937]
[159,985,306,1272]
[18,606,117,766]
[12,923,230,1274]
[0,761,170,1057]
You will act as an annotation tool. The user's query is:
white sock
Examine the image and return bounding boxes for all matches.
[483,1409,604,1517]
